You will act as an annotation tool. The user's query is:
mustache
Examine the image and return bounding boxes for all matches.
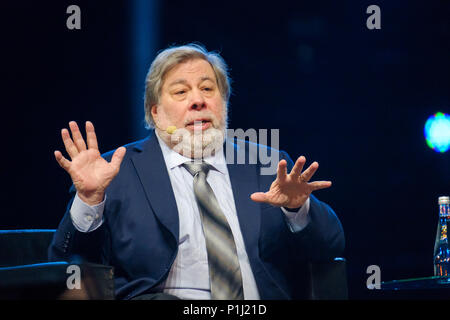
[183,112,220,127]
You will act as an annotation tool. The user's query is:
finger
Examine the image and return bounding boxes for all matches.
[110,147,127,171]
[250,192,270,203]
[309,181,332,191]
[69,121,87,152]
[85,121,99,150]
[289,156,306,178]
[61,128,79,158]
[300,161,319,182]
[54,150,71,171]
[276,159,288,182]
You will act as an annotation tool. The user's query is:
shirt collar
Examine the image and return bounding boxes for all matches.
[155,130,227,175]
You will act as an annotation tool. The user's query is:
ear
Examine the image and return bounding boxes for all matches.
[150,105,158,121]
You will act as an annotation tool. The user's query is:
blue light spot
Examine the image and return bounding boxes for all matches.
[425,112,450,153]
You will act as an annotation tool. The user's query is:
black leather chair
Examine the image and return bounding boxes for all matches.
[0,229,347,300]
[0,229,114,300]
[306,257,348,299]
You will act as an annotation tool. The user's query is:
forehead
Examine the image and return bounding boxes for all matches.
[163,58,217,86]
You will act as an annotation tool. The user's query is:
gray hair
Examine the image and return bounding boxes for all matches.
[144,43,231,129]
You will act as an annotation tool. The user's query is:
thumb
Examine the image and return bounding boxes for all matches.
[110,146,126,170]
[250,192,269,203]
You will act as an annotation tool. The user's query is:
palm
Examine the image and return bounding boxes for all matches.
[54,121,126,205]
[251,157,331,209]
[264,176,311,208]
[69,149,118,193]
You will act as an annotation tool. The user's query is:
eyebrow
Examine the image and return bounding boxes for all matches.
[167,76,216,87]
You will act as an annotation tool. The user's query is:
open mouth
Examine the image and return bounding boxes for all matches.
[186,119,212,130]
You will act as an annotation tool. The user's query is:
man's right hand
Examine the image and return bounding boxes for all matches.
[54,121,126,206]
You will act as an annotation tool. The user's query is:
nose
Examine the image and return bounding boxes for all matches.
[189,89,206,111]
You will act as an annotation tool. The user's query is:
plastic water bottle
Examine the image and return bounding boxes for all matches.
[434,196,450,277]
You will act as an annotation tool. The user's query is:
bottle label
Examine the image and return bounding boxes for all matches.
[441,224,448,241]
[439,204,449,241]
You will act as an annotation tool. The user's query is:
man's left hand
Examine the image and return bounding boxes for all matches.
[250,156,332,209]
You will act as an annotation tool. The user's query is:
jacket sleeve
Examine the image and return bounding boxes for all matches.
[280,151,345,262]
[48,186,110,265]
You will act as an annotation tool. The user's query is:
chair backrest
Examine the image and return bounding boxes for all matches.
[308,257,348,299]
[0,230,56,267]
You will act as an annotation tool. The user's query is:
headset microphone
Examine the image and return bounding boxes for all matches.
[166,126,177,134]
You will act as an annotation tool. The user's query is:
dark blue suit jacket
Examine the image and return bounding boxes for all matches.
[49,130,344,300]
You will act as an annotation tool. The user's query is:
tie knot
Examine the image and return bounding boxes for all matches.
[182,161,211,177]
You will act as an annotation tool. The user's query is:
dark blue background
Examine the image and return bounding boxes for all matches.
[1,1,449,299]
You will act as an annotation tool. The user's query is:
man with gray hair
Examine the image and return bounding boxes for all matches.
[50,43,344,300]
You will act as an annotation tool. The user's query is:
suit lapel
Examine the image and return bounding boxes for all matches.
[225,140,289,299]
[127,135,263,257]
[130,131,179,245]
[225,140,261,255]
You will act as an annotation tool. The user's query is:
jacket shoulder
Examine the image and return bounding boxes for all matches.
[101,137,149,161]
[227,137,293,169]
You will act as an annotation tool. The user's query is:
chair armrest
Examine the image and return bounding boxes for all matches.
[0,229,56,267]
[307,257,348,300]
[0,261,114,300]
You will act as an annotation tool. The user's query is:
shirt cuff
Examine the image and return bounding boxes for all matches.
[69,193,106,233]
[281,197,311,233]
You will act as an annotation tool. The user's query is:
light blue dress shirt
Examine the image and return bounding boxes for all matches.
[69,132,311,299]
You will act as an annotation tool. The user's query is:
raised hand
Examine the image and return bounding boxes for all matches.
[250,156,332,209]
[54,121,126,205]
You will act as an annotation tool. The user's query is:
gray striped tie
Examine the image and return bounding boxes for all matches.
[182,161,244,300]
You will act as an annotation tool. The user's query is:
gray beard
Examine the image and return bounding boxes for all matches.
[157,126,226,159]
